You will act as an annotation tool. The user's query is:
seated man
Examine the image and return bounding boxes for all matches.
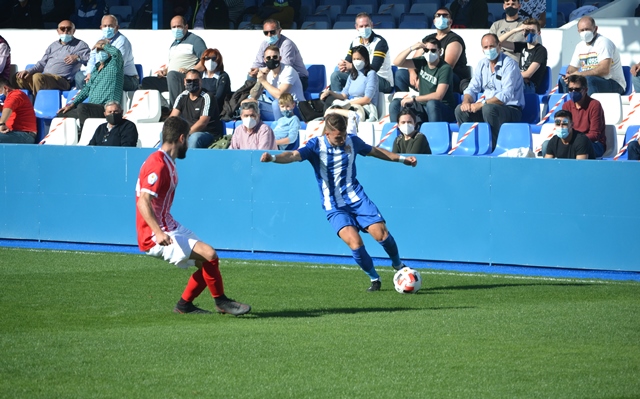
[249,19,308,90]
[560,75,606,158]
[544,110,595,160]
[395,7,471,94]
[498,17,547,94]
[0,77,37,144]
[250,45,305,121]
[560,16,626,95]
[88,101,138,146]
[76,14,139,91]
[455,33,525,150]
[57,40,123,129]
[140,15,206,108]
[14,20,90,94]
[169,69,223,148]
[390,37,456,124]
[330,12,394,94]
[489,0,525,62]
[230,101,276,150]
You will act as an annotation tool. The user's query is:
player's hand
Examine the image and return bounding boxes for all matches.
[403,156,418,167]
[64,54,79,64]
[260,152,273,162]
[16,70,30,79]
[155,231,172,246]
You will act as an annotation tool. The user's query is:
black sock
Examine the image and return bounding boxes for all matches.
[214,295,229,305]
[178,298,189,307]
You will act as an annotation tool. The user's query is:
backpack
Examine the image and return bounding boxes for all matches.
[220,80,255,121]
[209,134,232,149]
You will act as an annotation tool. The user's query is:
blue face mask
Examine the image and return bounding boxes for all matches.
[434,17,449,30]
[358,27,372,39]
[266,35,278,45]
[556,127,570,139]
[484,47,499,60]
[570,90,583,103]
[281,109,293,118]
[59,34,73,43]
[102,27,115,39]
[525,33,537,44]
[172,28,184,40]
[97,51,109,63]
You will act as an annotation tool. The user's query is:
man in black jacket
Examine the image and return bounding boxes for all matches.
[89,101,139,146]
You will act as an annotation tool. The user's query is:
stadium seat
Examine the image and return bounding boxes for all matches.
[378,122,399,151]
[601,125,617,159]
[487,3,505,20]
[612,124,640,160]
[371,13,395,26]
[301,20,330,29]
[333,21,355,29]
[357,122,376,145]
[314,4,342,24]
[521,92,541,124]
[346,4,374,15]
[136,122,164,148]
[123,90,162,123]
[305,64,327,100]
[336,14,358,22]
[409,3,438,18]
[77,118,106,145]
[135,64,144,84]
[33,89,61,142]
[622,66,633,97]
[377,3,406,24]
[304,13,332,25]
[450,122,491,155]
[492,123,532,156]
[64,89,89,105]
[535,122,556,154]
[558,2,577,21]
[40,117,78,145]
[399,19,429,29]
[420,122,451,155]
[591,93,622,125]
[351,0,379,8]
[381,0,410,9]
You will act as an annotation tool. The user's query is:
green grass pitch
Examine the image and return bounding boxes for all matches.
[1,247,639,398]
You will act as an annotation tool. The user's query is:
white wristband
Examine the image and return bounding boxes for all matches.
[271,156,277,163]
[398,155,406,163]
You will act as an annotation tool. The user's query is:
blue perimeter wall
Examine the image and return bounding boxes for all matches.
[1,144,639,272]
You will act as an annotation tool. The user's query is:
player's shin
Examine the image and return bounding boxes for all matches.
[352,246,380,281]
[201,258,225,297]
[378,233,402,269]
[180,268,207,302]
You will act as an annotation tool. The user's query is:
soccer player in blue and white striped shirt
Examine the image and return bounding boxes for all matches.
[261,113,418,291]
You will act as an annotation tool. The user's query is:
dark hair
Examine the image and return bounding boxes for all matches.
[423,36,442,49]
[355,12,371,23]
[349,45,372,80]
[481,33,500,46]
[162,116,190,144]
[434,7,452,18]
[185,69,201,80]
[202,48,224,73]
[398,107,417,124]
[0,76,10,88]
[567,74,587,89]
[323,113,347,135]
[554,110,573,122]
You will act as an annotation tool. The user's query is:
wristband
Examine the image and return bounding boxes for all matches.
[271,156,277,163]
[398,155,406,163]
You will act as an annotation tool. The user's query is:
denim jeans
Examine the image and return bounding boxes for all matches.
[0,130,37,144]
[187,132,216,148]
[559,75,624,96]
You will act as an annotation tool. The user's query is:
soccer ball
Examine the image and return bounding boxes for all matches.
[393,267,422,294]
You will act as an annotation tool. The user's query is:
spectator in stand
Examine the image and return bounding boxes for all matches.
[331,13,394,94]
[140,15,207,108]
[187,0,230,29]
[0,36,10,82]
[0,77,38,144]
[450,0,488,29]
[169,69,224,148]
[321,46,379,120]
[390,37,456,124]
[75,15,139,92]
[41,0,75,25]
[71,0,108,29]
[1,0,44,29]
[196,48,231,111]
[632,61,640,93]
[455,33,525,150]
[230,101,276,150]
[14,20,91,94]
[224,0,245,27]
[395,7,471,94]
[88,101,139,147]
[250,0,297,29]
[57,40,124,129]
[249,19,308,91]
[498,17,547,94]
[490,0,525,62]
[272,92,300,150]
[560,16,626,95]
[392,108,432,155]
[544,110,595,160]
[520,0,545,27]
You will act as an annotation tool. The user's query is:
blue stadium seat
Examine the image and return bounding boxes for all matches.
[450,122,491,155]
[314,4,343,23]
[487,3,504,20]
[371,13,395,26]
[399,20,430,29]
[420,122,451,155]
[346,4,374,14]
[305,13,332,25]
[333,21,355,29]
[381,0,410,9]
[33,89,62,142]
[622,66,633,96]
[412,0,442,4]
[378,123,399,151]
[304,64,327,100]
[491,123,532,156]
[400,12,428,24]
[301,20,330,29]
[350,0,379,9]
[336,14,358,22]
[612,125,640,160]
[409,3,439,18]
[375,20,396,28]
[377,3,406,24]
[558,2,577,21]
[521,92,541,124]
[135,64,144,84]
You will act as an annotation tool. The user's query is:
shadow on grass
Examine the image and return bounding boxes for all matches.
[249,306,475,318]
[428,282,595,292]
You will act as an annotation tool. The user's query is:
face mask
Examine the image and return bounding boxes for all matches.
[0,93,5,103]
[505,6,518,17]
[97,51,109,63]
[281,109,293,118]
[102,27,115,39]
[434,17,449,30]
[106,112,123,126]
[556,127,570,139]
[484,47,499,61]
[352,59,365,71]
[399,123,415,136]
[570,90,583,103]
[265,35,278,45]
[358,27,372,39]
[172,28,184,40]
[185,81,200,93]
[59,34,73,43]
[525,33,538,44]
[265,59,280,70]
[205,60,217,72]
[580,30,594,43]
[242,117,257,129]
[426,51,439,64]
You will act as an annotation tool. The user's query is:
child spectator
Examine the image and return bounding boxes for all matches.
[272,92,300,150]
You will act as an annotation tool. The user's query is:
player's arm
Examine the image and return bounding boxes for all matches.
[137,191,172,245]
[260,151,302,163]
[368,146,418,167]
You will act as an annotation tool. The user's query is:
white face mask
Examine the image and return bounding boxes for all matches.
[580,30,595,43]
[426,51,439,64]
[242,117,257,129]
[205,60,217,72]
[352,59,365,71]
[399,123,415,136]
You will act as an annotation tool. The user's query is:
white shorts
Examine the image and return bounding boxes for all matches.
[146,224,200,269]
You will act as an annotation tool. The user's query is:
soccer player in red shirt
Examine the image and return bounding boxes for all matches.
[136,116,251,315]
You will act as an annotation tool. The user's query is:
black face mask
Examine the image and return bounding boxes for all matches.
[505,6,518,17]
[185,82,200,93]
[106,112,123,126]
[265,59,280,70]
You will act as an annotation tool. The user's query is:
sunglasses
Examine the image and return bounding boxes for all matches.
[58,26,73,32]
[185,79,200,83]
[554,120,570,126]
[265,55,279,61]
[567,87,583,92]
[263,30,277,36]
[204,57,217,61]
[425,48,439,53]
[434,13,450,17]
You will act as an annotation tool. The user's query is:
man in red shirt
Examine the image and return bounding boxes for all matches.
[136,116,251,315]
[0,77,37,143]
[561,75,605,157]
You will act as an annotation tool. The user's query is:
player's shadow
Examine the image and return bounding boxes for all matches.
[428,282,595,292]
[249,306,475,318]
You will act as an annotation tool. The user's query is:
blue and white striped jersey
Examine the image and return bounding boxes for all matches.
[297,134,373,211]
